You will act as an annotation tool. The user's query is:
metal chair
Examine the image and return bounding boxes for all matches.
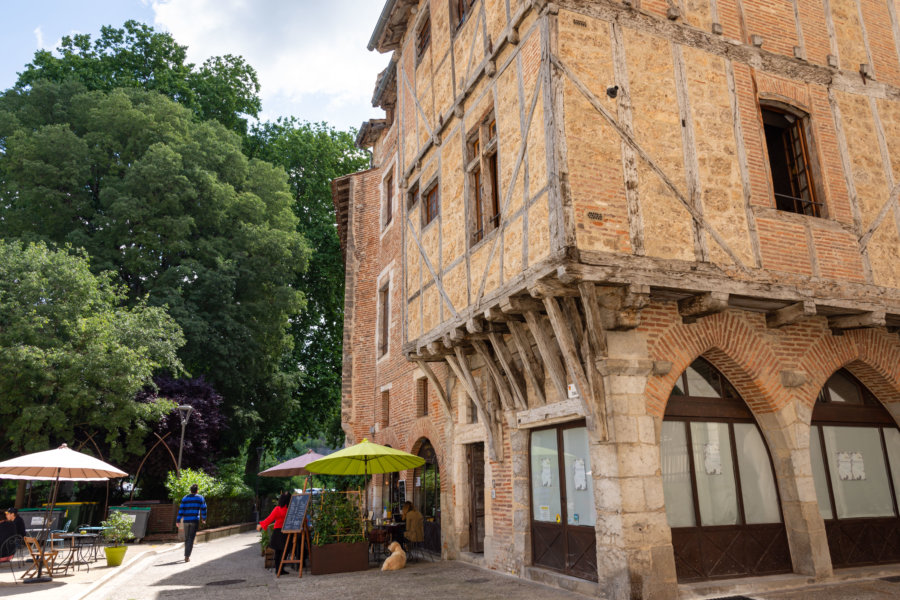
[0,535,23,583]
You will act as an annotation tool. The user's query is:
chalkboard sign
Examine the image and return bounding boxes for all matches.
[281,493,311,533]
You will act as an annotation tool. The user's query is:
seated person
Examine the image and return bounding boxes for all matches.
[5,508,25,538]
[400,501,423,546]
[0,513,17,559]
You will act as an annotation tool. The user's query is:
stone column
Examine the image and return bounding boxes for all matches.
[755,401,832,578]
[594,330,678,600]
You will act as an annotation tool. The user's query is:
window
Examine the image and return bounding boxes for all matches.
[407,181,419,210]
[381,390,390,427]
[809,369,900,567]
[453,0,476,30]
[467,113,500,245]
[417,378,429,417]
[661,357,791,581]
[378,282,390,358]
[422,181,439,226]
[761,106,822,217]
[416,12,431,64]
[383,172,393,227]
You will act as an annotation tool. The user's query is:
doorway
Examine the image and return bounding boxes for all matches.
[467,443,485,552]
[529,422,597,581]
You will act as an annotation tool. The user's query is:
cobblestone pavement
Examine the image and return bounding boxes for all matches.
[86,532,900,600]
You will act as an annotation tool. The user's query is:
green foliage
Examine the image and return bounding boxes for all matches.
[214,458,253,498]
[310,490,365,546]
[0,240,184,457]
[259,526,271,552]
[246,120,368,449]
[102,511,136,547]
[15,20,260,135]
[0,83,310,454]
[164,468,220,501]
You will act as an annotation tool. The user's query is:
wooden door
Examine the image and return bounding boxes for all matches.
[467,443,485,552]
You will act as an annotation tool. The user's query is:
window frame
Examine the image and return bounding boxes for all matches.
[759,102,825,218]
[415,10,431,65]
[383,170,394,229]
[452,0,477,32]
[377,281,390,358]
[422,179,440,227]
[467,112,500,247]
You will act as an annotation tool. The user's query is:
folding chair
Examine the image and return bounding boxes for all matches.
[23,536,60,579]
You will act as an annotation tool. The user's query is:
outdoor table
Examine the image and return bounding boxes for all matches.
[54,533,99,572]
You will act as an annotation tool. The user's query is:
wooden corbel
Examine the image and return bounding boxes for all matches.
[523,311,569,402]
[678,291,729,323]
[508,320,546,406]
[766,301,816,329]
[446,349,503,461]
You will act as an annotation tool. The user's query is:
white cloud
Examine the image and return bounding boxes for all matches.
[149,0,389,129]
[33,26,44,49]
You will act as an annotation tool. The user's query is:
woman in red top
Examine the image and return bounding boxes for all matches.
[258,492,291,571]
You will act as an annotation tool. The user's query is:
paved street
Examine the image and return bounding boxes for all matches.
[97,532,588,600]
[0,531,891,600]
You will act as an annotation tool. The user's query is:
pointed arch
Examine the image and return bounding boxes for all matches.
[646,312,789,418]
[797,328,900,416]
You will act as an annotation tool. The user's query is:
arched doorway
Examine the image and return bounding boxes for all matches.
[661,357,792,581]
[811,368,900,567]
[413,439,440,552]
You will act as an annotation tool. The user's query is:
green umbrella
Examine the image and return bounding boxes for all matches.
[304,438,424,476]
[304,438,425,516]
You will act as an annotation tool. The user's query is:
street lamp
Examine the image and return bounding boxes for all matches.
[176,404,194,475]
[254,446,264,522]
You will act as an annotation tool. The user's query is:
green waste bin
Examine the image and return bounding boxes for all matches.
[109,506,151,542]
[49,502,100,530]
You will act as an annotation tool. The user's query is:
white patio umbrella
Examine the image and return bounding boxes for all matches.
[0,443,127,582]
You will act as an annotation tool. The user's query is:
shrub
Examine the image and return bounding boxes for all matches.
[310,490,365,546]
[164,468,222,500]
[102,511,136,547]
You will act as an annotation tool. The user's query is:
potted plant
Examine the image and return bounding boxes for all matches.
[309,490,368,574]
[101,511,135,566]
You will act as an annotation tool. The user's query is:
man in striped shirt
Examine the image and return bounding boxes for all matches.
[176,484,207,562]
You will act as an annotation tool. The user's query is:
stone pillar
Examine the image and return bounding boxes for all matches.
[510,427,532,573]
[755,402,832,578]
[594,330,678,600]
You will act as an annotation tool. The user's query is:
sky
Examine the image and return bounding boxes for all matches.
[0,0,389,132]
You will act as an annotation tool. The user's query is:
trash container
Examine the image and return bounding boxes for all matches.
[20,507,66,536]
[109,506,151,542]
[50,502,99,530]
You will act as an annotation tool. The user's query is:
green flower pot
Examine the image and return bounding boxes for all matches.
[104,545,128,567]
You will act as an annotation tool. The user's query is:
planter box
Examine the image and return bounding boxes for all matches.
[309,541,368,575]
[264,547,275,569]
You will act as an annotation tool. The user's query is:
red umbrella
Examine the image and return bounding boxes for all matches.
[258,450,326,478]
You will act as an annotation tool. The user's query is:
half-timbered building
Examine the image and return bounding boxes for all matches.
[332,0,900,597]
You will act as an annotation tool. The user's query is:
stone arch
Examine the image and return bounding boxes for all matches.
[796,328,900,418]
[408,418,445,474]
[646,312,790,419]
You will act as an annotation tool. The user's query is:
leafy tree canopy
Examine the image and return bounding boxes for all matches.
[0,240,184,458]
[0,82,310,453]
[246,119,369,448]
[14,20,261,135]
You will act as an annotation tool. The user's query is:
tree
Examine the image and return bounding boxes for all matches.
[0,82,310,454]
[246,119,369,449]
[14,20,260,135]
[0,240,184,458]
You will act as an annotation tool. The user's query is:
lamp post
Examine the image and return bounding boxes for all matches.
[176,404,194,475]
[254,446,264,523]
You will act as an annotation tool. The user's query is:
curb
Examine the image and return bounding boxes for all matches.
[68,542,184,600]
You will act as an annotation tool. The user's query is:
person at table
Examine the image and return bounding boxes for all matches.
[5,508,25,538]
[0,512,17,559]
[400,501,424,549]
[257,492,291,572]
